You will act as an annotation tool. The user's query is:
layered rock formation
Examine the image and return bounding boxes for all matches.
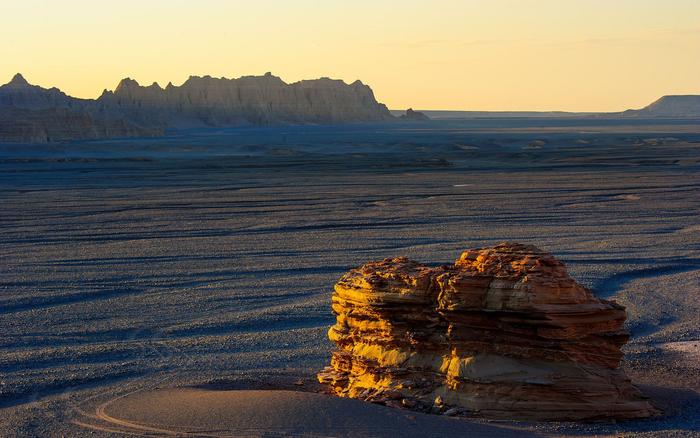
[318,243,657,421]
[99,73,393,126]
[0,106,161,143]
[0,74,161,142]
[0,73,394,143]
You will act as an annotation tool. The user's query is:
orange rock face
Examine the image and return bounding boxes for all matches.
[318,243,657,420]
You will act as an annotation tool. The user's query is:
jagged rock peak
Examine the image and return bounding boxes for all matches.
[318,242,658,421]
[6,73,30,87]
[114,77,140,93]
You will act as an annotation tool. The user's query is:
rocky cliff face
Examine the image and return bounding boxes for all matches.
[318,243,657,421]
[98,73,393,126]
[0,107,162,143]
[0,73,394,142]
[0,74,161,142]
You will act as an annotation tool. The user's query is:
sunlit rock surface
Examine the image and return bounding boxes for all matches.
[319,243,658,420]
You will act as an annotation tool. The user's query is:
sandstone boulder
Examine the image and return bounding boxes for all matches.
[318,243,657,421]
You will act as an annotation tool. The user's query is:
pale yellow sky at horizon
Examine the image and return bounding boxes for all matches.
[2,0,699,111]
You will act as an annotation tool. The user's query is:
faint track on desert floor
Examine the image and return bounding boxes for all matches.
[67,337,188,436]
[595,263,700,299]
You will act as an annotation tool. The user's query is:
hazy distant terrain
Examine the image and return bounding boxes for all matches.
[624,95,700,118]
[1,72,698,144]
[0,118,699,436]
[394,95,700,120]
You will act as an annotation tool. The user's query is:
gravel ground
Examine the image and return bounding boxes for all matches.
[0,120,698,437]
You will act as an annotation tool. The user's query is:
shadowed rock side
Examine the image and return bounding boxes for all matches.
[0,106,162,143]
[0,74,161,142]
[0,73,394,143]
[318,243,658,421]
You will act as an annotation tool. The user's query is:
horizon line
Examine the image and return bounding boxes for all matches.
[3,72,697,114]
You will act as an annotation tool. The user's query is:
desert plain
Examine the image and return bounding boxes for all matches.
[0,118,698,437]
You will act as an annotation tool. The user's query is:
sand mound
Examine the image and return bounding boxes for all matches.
[84,388,536,437]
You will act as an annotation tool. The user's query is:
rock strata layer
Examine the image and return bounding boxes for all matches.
[318,243,657,420]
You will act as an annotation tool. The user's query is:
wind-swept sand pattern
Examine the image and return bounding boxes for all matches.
[0,120,699,436]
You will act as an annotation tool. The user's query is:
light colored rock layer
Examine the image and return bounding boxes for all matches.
[318,243,657,420]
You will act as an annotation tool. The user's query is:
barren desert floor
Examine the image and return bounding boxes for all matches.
[0,119,699,437]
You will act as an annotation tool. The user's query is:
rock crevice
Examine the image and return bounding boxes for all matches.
[318,243,657,420]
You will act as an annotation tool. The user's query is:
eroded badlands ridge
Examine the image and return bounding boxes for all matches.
[318,243,657,420]
[0,73,393,142]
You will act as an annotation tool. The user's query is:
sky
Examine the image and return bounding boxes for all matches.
[2,0,699,111]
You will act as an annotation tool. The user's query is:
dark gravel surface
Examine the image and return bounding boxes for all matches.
[1,120,698,436]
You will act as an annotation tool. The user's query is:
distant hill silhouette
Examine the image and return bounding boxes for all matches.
[622,95,700,118]
[1,73,698,143]
[398,108,430,121]
[0,73,394,143]
[393,97,700,120]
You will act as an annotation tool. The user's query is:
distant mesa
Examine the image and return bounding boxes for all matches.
[319,243,658,421]
[623,95,700,118]
[399,108,430,121]
[0,73,394,143]
[398,96,700,120]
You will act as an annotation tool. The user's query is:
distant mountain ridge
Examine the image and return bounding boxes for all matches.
[0,73,394,143]
[0,74,162,143]
[1,72,698,143]
[0,73,76,109]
